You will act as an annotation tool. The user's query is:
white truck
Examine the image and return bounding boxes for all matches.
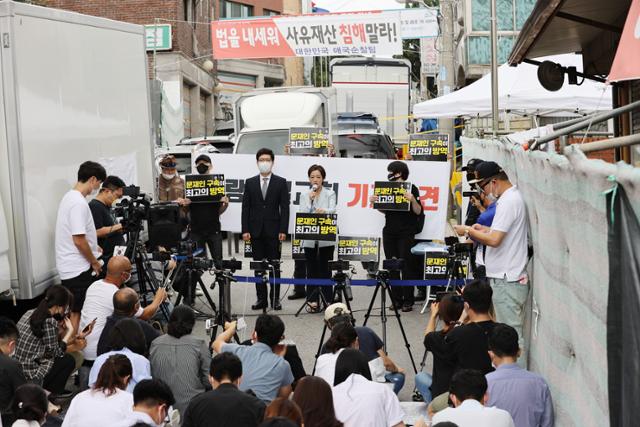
[0,1,155,300]
[233,86,338,155]
[330,57,412,144]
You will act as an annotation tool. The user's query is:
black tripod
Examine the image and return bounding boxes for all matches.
[311,269,355,374]
[363,270,418,373]
[172,260,218,318]
[125,227,171,322]
[207,268,240,343]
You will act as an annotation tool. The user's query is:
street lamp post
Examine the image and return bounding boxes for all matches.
[490,0,499,137]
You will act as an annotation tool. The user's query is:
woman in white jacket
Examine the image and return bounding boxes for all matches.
[299,164,337,312]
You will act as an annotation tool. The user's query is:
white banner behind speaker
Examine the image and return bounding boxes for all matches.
[205,154,449,240]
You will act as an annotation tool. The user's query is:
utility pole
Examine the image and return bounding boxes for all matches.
[490,0,499,136]
[438,0,456,217]
[438,0,455,162]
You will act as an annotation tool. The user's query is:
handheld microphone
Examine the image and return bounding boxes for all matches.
[311,184,319,192]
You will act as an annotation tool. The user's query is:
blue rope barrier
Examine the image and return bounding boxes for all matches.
[233,276,468,287]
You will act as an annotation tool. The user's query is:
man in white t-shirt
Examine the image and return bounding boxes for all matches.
[430,369,515,427]
[78,256,167,389]
[460,161,530,357]
[55,161,106,331]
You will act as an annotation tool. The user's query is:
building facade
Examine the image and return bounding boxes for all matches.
[42,0,217,145]
[213,0,287,121]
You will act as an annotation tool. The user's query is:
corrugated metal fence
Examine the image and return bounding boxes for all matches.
[462,137,640,427]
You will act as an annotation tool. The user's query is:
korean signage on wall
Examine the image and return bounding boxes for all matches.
[211,12,402,59]
[145,24,172,51]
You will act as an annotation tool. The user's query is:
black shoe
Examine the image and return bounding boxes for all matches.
[287,292,306,300]
[402,304,413,312]
[251,300,267,310]
[273,302,283,310]
[415,291,426,302]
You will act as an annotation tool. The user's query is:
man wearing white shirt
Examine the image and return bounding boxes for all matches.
[55,161,106,331]
[463,161,530,356]
[431,369,515,427]
[112,379,176,427]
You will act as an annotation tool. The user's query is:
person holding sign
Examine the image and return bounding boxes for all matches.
[298,165,337,312]
[242,148,290,311]
[369,161,423,312]
[188,154,229,261]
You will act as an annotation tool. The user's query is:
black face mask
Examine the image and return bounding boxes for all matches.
[388,173,400,181]
[196,164,210,174]
[52,313,65,321]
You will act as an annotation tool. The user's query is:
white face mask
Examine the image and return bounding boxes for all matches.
[162,173,175,180]
[486,181,498,203]
[258,161,272,174]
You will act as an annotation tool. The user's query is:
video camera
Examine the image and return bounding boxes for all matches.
[250,259,281,272]
[113,186,151,232]
[328,260,350,271]
[462,190,481,198]
[382,258,405,271]
[444,236,474,257]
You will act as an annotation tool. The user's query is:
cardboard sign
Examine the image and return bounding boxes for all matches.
[337,236,379,262]
[294,213,337,241]
[408,134,449,161]
[184,174,225,202]
[373,181,411,211]
[424,252,449,279]
[289,127,329,156]
[292,238,306,260]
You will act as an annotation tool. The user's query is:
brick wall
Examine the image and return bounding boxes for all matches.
[43,0,213,61]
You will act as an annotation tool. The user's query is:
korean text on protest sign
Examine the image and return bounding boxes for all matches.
[294,213,338,241]
[289,127,329,156]
[408,134,449,162]
[184,174,225,202]
[337,236,380,262]
[373,181,411,211]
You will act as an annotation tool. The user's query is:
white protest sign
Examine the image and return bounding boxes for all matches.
[207,154,449,240]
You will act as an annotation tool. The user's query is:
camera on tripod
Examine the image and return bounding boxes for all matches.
[444,236,474,256]
[214,259,242,272]
[382,258,405,271]
[113,186,151,232]
[250,259,281,272]
[328,260,350,271]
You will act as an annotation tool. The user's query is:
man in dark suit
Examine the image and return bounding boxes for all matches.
[241,148,290,310]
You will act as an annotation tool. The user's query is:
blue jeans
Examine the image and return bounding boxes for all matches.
[385,372,405,395]
[414,372,433,403]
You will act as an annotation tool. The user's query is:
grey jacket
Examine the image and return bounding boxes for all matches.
[298,187,337,248]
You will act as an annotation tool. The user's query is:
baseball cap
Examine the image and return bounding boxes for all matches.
[159,155,177,168]
[468,161,503,185]
[195,154,211,164]
[324,303,351,322]
[461,158,482,172]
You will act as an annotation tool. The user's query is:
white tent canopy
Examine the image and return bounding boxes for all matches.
[413,54,612,119]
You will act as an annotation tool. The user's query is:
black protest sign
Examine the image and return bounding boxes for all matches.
[373,181,411,211]
[337,236,380,262]
[408,134,449,161]
[292,239,306,260]
[184,174,225,202]
[424,252,449,279]
[294,213,337,241]
[289,127,330,156]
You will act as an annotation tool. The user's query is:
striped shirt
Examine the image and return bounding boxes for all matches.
[14,310,65,382]
[149,334,211,415]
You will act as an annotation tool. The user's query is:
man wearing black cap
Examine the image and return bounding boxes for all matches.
[457,161,530,359]
[189,154,229,261]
